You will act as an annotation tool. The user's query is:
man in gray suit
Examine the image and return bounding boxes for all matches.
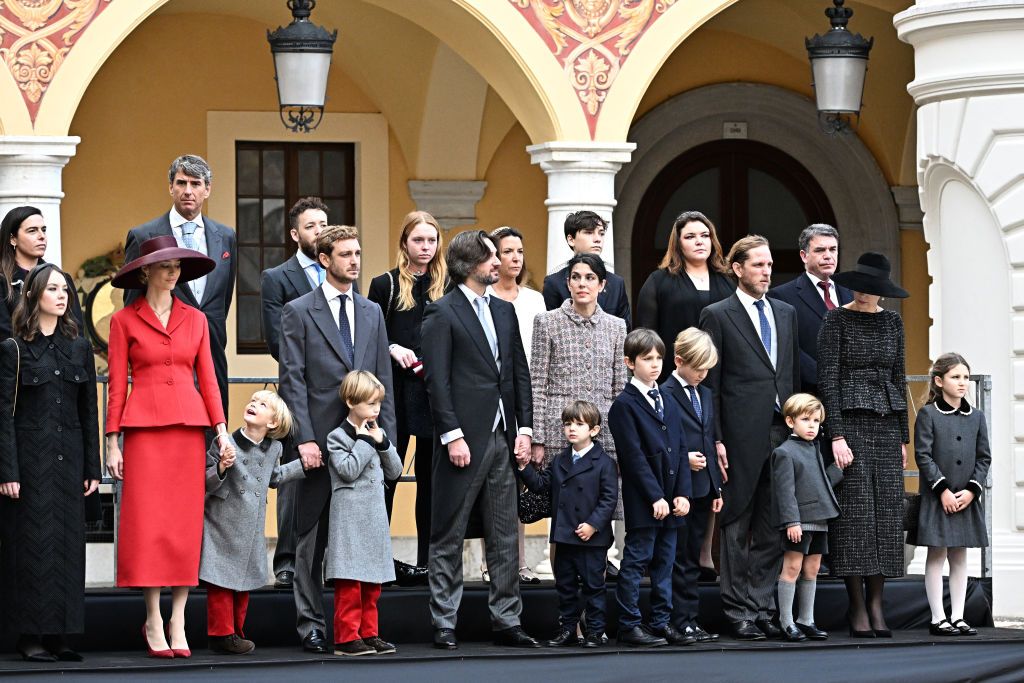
[261,196,328,589]
[124,154,236,416]
[278,224,395,654]
[420,231,539,650]
[699,235,800,641]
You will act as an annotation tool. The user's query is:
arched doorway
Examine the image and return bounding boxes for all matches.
[631,139,836,302]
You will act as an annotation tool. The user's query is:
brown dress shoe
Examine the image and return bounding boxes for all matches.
[209,634,255,655]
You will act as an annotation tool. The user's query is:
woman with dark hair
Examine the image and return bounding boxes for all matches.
[636,211,733,383]
[104,236,233,657]
[367,210,447,580]
[0,207,83,340]
[817,252,909,638]
[0,264,101,662]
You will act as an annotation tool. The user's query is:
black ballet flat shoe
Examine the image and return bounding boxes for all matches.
[951,619,977,636]
[42,635,84,662]
[782,624,807,642]
[795,622,828,640]
[872,628,892,638]
[929,619,959,636]
[16,636,57,663]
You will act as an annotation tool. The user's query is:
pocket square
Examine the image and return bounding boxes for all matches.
[222,251,231,259]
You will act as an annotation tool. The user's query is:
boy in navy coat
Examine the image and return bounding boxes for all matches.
[608,329,691,647]
[660,328,723,644]
[516,401,617,648]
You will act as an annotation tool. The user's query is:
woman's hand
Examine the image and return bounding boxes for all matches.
[389,344,417,369]
[0,481,19,499]
[83,480,100,496]
[716,442,729,483]
[106,444,124,481]
[832,437,854,469]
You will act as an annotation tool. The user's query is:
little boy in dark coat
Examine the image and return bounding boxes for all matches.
[660,328,723,644]
[516,401,617,648]
[608,328,691,647]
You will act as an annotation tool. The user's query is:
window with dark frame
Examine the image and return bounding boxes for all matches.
[234,142,356,354]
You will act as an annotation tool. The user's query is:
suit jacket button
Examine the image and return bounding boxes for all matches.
[167,379,173,385]
[57,454,63,461]
[956,436,962,441]
[57,425,63,432]
[669,470,674,475]
[561,483,567,488]
[956,460,962,465]
[162,340,169,345]
[667,447,672,452]
[54,370,60,375]
[164,360,171,366]
[661,425,667,431]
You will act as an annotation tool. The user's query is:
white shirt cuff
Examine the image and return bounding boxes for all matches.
[518,427,533,438]
[440,428,464,445]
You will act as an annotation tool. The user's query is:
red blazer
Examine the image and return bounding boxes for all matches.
[105,297,226,433]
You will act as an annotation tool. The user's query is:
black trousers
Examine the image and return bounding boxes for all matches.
[554,543,608,634]
[672,493,715,629]
[385,431,434,567]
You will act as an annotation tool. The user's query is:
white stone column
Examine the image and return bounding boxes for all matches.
[407,180,488,233]
[527,142,635,274]
[896,1,1024,617]
[0,136,79,267]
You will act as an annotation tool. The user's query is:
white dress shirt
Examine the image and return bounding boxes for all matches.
[169,207,208,303]
[296,249,322,289]
[631,376,659,411]
[735,287,777,368]
[571,441,594,463]
[321,279,355,347]
[805,272,839,308]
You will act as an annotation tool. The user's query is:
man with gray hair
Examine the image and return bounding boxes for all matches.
[767,224,852,396]
[124,154,237,415]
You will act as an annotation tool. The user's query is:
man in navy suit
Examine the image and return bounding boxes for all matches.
[543,211,631,329]
[660,327,723,643]
[124,154,236,417]
[767,224,852,396]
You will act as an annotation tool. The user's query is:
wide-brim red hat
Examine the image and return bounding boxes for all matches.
[111,235,215,289]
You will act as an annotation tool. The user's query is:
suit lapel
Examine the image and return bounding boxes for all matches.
[724,294,774,371]
[151,216,201,309]
[201,219,222,307]
[491,297,511,372]
[837,284,854,306]
[563,453,593,481]
[284,255,313,297]
[165,297,189,335]
[352,293,372,370]
[663,376,700,424]
[309,288,349,368]
[452,293,499,375]
[626,382,664,424]
[132,300,170,336]
[795,276,828,320]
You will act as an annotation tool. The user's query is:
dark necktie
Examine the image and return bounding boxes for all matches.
[818,281,836,310]
[337,293,354,365]
[647,388,664,420]
[687,385,703,421]
[753,299,772,355]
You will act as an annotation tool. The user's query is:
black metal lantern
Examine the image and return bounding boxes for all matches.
[267,0,337,133]
[805,0,873,134]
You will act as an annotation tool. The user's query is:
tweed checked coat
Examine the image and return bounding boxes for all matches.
[199,430,305,591]
[325,422,403,584]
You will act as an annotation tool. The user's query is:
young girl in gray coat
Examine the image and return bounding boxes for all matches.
[326,370,403,657]
[915,353,991,637]
[200,391,310,655]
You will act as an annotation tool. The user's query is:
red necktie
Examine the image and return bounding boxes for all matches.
[818,281,836,310]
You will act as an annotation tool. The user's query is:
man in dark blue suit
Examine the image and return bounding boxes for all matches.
[767,224,852,396]
[660,327,723,643]
[543,211,631,329]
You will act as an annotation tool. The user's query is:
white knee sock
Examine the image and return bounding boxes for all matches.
[796,578,817,625]
[924,547,948,623]
[948,548,968,622]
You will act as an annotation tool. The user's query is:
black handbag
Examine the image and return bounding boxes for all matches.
[903,492,921,543]
[518,477,551,524]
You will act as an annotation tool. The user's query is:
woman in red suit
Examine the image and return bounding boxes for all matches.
[105,236,234,658]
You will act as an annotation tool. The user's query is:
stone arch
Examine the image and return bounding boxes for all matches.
[614,83,900,296]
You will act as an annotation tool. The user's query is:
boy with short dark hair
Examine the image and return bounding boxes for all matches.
[608,328,691,647]
[516,400,617,648]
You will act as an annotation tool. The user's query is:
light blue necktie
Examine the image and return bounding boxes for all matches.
[753,299,772,355]
[687,386,703,421]
[181,221,198,250]
[572,451,584,466]
[311,263,325,285]
[474,296,498,361]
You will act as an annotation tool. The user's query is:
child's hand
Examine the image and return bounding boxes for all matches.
[954,489,975,511]
[672,496,690,517]
[358,419,384,444]
[575,522,596,541]
[688,451,706,472]
[711,496,724,513]
[787,524,802,543]
[940,488,959,514]
[652,498,669,520]
[514,449,530,469]
[218,447,235,475]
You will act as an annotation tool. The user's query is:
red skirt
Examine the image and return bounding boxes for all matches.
[117,426,206,587]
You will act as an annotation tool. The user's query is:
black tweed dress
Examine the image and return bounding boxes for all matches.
[817,308,909,577]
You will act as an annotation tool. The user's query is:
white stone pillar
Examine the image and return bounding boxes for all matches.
[0,136,79,267]
[527,142,635,274]
[407,180,488,233]
[895,1,1024,617]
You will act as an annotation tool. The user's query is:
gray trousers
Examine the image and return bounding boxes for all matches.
[428,429,522,630]
[719,424,788,624]
[293,507,329,638]
[273,480,298,575]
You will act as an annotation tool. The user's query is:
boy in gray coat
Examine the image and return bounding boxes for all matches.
[771,393,841,642]
[201,391,311,654]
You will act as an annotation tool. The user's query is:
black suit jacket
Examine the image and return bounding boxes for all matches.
[660,376,722,500]
[767,274,852,395]
[699,293,800,525]
[518,440,617,548]
[420,287,532,537]
[608,383,690,531]
[124,214,236,413]
[543,265,631,329]
[260,255,314,361]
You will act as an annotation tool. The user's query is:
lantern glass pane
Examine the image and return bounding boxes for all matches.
[274,52,332,107]
[811,57,867,114]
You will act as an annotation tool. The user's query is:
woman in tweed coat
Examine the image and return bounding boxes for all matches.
[817,252,909,638]
[530,253,627,518]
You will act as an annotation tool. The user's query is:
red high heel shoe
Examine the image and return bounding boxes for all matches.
[142,624,173,659]
[165,624,191,658]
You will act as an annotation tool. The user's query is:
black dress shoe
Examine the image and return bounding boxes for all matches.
[544,629,579,647]
[685,625,719,643]
[605,561,619,582]
[849,626,876,638]
[394,559,429,587]
[493,626,541,648]
[274,570,294,589]
[951,619,977,636]
[872,628,892,638]
[302,629,329,654]
[646,623,695,646]
[42,635,84,661]
[929,620,958,637]
[795,622,828,640]
[698,566,719,582]
[617,626,668,647]
[582,632,604,648]
[433,628,458,650]
[782,624,807,642]
[731,620,767,641]
[755,619,782,639]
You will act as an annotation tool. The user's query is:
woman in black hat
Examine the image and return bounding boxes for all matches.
[816,252,909,638]
[104,236,234,658]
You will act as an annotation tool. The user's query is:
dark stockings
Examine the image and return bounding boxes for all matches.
[844,574,888,631]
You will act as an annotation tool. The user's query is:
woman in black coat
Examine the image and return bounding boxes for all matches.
[636,211,733,383]
[367,210,449,573]
[0,264,101,662]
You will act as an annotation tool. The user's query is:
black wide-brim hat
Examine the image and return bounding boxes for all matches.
[832,252,909,299]
[111,235,215,289]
